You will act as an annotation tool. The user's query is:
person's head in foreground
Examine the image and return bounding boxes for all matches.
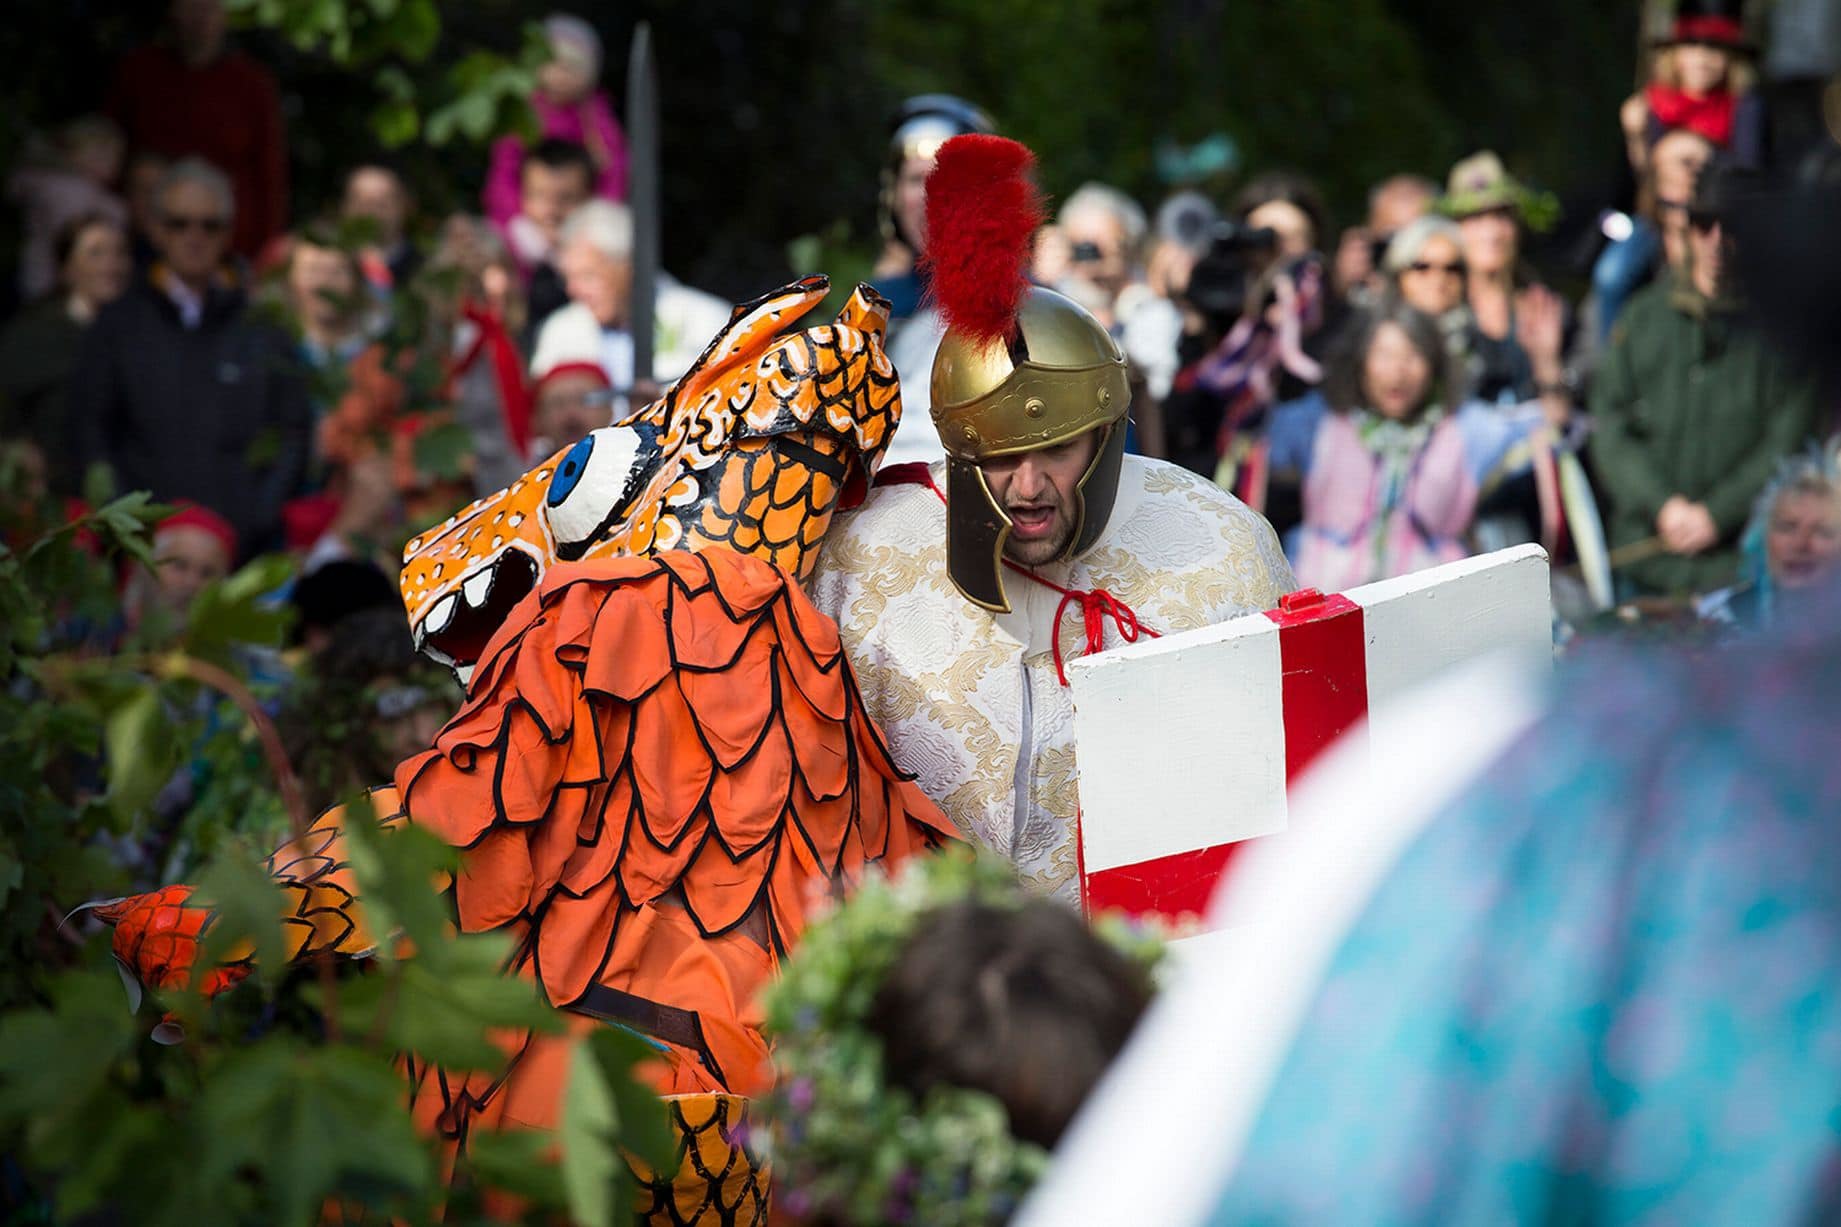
[763,850,1158,1227]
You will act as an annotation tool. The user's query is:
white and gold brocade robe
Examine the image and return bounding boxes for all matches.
[806,455,1296,903]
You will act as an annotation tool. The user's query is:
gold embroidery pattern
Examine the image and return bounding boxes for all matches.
[808,457,1296,897]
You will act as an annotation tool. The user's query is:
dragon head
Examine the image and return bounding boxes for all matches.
[397,276,901,675]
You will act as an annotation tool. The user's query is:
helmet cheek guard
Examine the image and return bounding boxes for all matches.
[931,287,1131,612]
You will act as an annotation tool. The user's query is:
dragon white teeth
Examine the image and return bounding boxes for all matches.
[462,568,494,608]
[455,663,475,688]
[424,593,458,636]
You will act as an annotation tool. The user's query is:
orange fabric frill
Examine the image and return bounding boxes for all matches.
[394,547,957,1109]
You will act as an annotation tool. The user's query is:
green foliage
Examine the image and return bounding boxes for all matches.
[226,0,540,151]
[0,496,668,1223]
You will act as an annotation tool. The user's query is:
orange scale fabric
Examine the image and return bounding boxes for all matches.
[629,682,717,851]
[668,586,763,671]
[705,726,795,854]
[453,826,534,931]
[582,585,674,702]
[533,878,623,1005]
[679,645,777,770]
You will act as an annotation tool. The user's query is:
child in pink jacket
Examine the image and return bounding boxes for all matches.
[482,14,628,229]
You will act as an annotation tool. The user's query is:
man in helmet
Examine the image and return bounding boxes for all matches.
[808,136,1295,902]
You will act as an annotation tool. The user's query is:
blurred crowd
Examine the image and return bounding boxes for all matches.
[5,0,1839,658]
[4,0,1841,1222]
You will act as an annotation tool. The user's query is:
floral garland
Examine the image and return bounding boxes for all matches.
[760,849,1165,1226]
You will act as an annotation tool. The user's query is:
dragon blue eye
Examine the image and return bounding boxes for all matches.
[548,435,596,507]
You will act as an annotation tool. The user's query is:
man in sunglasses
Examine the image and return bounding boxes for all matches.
[1591,157,1822,600]
[69,158,312,559]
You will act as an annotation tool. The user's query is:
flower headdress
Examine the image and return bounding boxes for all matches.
[761,850,1164,1225]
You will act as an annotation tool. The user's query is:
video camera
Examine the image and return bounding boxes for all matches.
[1181,220,1281,331]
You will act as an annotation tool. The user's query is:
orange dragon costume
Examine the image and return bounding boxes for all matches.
[95,275,958,1223]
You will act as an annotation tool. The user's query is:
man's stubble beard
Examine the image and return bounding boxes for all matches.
[1001,493,1078,567]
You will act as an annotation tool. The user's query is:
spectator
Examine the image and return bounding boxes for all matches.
[0,213,131,494]
[1383,214,1468,342]
[340,161,421,293]
[279,605,460,814]
[286,557,399,656]
[1699,442,1841,630]
[1384,212,1571,433]
[121,503,237,633]
[281,228,372,394]
[122,149,171,271]
[482,13,627,229]
[1158,171,1333,489]
[1620,0,1765,174]
[765,855,1156,1226]
[527,345,613,460]
[1050,183,1150,331]
[532,200,730,410]
[67,158,312,558]
[8,116,128,301]
[504,138,596,339]
[1331,173,1437,303]
[871,94,995,322]
[1591,159,1821,598]
[1439,151,1571,410]
[106,0,288,260]
[1234,170,1330,262]
[1591,128,1717,345]
[1271,301,1482,589]
[1119,190,1220,454]
[1144,190,1218,302]
[427,215,534,493]
[870,96,997,469]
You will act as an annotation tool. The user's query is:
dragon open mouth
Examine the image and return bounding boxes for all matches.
[412,548,541,678]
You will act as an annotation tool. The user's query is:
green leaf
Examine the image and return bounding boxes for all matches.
[0,970,139,1120]
[193,841,290,991]
[388,0,440,63]
[460,1127,569,1207]
[331,935,557,1071]
[409,418,473,479]
[181,552,296,664]
[587,1025,678,1175]
[559,1032,621,1227]
[196,1040,432,1225]
[553,1025,679,1227]
[339,810,457,957]
[104,686,177,822]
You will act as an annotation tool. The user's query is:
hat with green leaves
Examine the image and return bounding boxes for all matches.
[1438,150,1561,232]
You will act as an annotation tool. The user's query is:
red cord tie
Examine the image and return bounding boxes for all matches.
[894,463,1161,685]
[1040,578,1158,686]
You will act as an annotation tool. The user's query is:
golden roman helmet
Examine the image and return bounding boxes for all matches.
[930,292,1130,612]
[919,133,1134,612]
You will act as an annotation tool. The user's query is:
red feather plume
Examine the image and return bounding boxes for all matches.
[920,135,1044,348]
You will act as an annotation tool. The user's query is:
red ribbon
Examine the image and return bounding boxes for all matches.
[880,463,1161,686]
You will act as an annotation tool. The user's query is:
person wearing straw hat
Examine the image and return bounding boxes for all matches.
[1437,152,1570,419]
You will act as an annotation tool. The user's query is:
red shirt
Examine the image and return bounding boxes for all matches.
[107,43,288,259]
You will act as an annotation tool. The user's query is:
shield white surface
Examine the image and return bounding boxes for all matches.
[1069,544,1553,923]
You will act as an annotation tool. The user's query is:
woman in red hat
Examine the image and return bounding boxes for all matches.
[1620,0,1765,176]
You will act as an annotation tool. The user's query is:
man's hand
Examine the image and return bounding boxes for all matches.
[1658,496,1719,555]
